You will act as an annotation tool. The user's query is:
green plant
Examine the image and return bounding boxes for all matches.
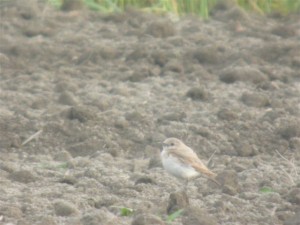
[48,0,299,18]
[237,0,300,15]
[166,209,184,223]
[260,187,275,193]
[120,207,134,216]
[48,0,62,8]
[110,206,134,216]
[38,162,69,170]
[56,162,69,169]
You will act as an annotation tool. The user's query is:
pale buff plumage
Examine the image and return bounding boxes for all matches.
[161,138,219,185]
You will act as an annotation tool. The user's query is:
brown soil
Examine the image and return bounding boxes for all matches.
[1,0,300,225]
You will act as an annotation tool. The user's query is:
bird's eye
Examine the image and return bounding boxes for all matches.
[170,142,174,146]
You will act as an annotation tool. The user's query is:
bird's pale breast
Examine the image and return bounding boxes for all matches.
[161,150,199,180]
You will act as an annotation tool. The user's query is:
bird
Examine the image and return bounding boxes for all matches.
[161,137,219,188]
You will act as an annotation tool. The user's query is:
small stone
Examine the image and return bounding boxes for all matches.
[163,60,183,74]
[100,46,118,60]
[133,159,150,172]
[276,211,295,223]
[0,53,10,69]
[9,170,36,183]
[65,106,96,122]
[109,86,130,96]
[135,176,156,185]
[81,213,102,225]
[146,20,176,38]
[67,142,99,157]
[31,98,48,109]
[0,133,22,148]
[277,121,300,140]
[59,175,77,185]
[61,0,84,11]
[193,47,219,64]
[186,87,209,101]
[283,211,300,225]
[241,92,270,107]
[148,156,162,169]
[182,206,218,225]
[239,192,259,200]
[125,111,144,122]
[256,81,279,91]
[234,142,255,157]
[290,137,300,150]
[53,200,78,217]
[0,162,17,173]
[285,188,300,204]
[1,206,23,219]
[217,170,240,195]
[152,51,168,67]
[167,191,189,214]
[126,47,148,61]
[132,213,165,225]
[222,185,238,196]
[114,117,129,129]
[36,216,56,225]
[222,6,249,22]
[271,25,295,38]
[217,108,238,121]
[158,112,187,122]
[81,210,112,225]
[292,57,300,67]
[58,91,78,106]
[258,43,297,63]
[53,150,73,161]
[213,0,236,11]
[219,66,268,84]
[127,71,148,82]
[55,81,77,92]
[94,196,118,208]
[231,162,247,172]
[189,125,211,138]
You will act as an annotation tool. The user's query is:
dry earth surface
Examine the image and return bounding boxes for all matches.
[0,0,300,224]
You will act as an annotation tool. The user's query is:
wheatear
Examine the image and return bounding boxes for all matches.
[161,138,219,187]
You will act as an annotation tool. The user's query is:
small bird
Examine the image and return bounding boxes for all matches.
[161,137,219,187]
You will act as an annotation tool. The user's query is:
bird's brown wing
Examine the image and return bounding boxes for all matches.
[190,161,217,178]
[168,148,216,177]
[169,148,220,185]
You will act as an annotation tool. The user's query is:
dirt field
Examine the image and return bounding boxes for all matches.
[0,0,300,224]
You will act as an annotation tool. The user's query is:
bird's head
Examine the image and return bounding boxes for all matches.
[162,138,183,151]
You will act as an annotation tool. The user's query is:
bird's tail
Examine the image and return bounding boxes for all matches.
[192,162,220,185]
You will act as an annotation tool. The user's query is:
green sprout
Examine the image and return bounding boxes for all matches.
[110,206,134,216]
[120,207,134,216]
[260,187,275,193]
[166,209,184,223]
